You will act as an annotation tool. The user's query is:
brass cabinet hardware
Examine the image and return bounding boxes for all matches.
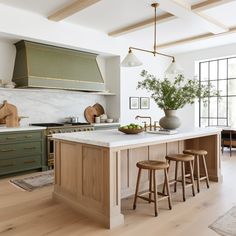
[24,147,36,150]
[24,135,33,138]
[6,137,17,140]
[1,163,14,168]
[24,160,36,164]
[1,149,16,152]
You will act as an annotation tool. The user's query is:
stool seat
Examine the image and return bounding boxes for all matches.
[166,154,194,162]
[137,160,169,170]
[183,149,209,193]
[183,149,207,156]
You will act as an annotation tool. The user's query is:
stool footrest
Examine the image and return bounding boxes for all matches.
[137,193,170,203]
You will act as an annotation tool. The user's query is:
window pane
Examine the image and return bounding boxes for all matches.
[219,59,227,79]
[210,61,217,80]
[228,97,236,127]
[228,79,236,96]
[228,58,236,78]
[200,100,208,117]
[209,119,217,126]
[218,80,227,96]
[218,119,227,126]
[200,62,208,81]
[218,97,227,118]
[209,97,217,117]
[210,80,217,96]
[200,118,208,127]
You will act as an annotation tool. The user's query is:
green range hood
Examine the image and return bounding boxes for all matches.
[12,40,105,92]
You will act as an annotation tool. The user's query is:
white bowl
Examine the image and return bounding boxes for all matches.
[106,119,113,123]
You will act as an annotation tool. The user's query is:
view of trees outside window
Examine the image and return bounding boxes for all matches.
[199,57,236,127]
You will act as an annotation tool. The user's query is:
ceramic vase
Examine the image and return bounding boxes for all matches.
[159,109,181,130]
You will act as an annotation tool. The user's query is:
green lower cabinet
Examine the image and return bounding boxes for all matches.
[0,155,42,175]
[0,130,47,177]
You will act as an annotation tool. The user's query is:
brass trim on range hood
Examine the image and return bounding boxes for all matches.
[12,40,106,92]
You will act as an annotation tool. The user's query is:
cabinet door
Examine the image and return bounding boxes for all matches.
[0,141,42,159]
[0,131,42,144]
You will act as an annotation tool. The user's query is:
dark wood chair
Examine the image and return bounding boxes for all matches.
[221,130,236,156]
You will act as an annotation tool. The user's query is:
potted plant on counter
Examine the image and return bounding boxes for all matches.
[137,70,217,130]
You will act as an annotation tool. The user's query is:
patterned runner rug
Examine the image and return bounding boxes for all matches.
[10,170,54,191]
[209,206,236,236]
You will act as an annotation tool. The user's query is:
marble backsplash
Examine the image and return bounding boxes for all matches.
[0,88,106,126]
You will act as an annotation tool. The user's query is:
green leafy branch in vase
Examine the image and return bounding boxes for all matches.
[137,70,219,110]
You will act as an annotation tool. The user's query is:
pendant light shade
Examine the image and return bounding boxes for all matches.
[165,61,183,76]
[121,50,143,67]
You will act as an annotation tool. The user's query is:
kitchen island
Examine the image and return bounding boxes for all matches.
[52,127,222,229]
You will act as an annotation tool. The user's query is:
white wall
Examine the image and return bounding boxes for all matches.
[120,52,171,125]
[0,40,15,83]
[176,43,236,128]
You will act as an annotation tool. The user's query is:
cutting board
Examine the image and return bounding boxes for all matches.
[0,100,20,127]
[84,106,99,123]
[93,103,105,116]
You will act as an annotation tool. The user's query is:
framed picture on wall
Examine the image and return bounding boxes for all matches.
[129,97,139,109]
[140,97,150,109]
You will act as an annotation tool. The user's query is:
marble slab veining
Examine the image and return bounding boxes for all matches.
[0,89,106,126]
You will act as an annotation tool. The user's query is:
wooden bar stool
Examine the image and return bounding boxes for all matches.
[133,160,172,217]
[165,154,195,202]
[183,149,210,193]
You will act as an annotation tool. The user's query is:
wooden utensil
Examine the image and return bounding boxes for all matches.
[84,106,99,123]
[0,100,20,127]
[93,103,105,116]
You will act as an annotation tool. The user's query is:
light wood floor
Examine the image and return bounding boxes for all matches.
[0,151,235,236]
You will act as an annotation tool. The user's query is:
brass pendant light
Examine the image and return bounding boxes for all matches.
[121,3,182,75]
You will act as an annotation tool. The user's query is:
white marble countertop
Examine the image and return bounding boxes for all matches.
[0,126,46,132]
[52,127,222,148]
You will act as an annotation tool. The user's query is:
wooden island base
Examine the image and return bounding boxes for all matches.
[53,130,221,229]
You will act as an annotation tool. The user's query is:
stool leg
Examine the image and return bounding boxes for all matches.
[133,168,142,210]
[149,169,153,203]
[162,160,170,195]
[196,155,200,193]
[153,170,158,217]
[202,155,210,189]
[164,168,172,210]
[189,161,196,197]
[181,161,186,202]
[174,161,179,192]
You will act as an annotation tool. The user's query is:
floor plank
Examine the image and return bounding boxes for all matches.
[0,150,235,236]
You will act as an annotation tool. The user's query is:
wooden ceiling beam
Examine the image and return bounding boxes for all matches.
[150,0,228,34]
[109,13,175,37]
[109,0,233,37]
[191,0,234,11]
[48,0,101,21]
[157,26,236,49]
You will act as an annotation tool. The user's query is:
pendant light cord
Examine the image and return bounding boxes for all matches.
[154,4,157,54]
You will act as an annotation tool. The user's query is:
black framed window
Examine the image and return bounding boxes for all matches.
[199,57,236,127]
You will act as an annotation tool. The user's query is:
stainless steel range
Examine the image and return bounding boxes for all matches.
[31,122,94,168]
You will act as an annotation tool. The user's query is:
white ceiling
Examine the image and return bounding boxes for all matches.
[0,0,235,54]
